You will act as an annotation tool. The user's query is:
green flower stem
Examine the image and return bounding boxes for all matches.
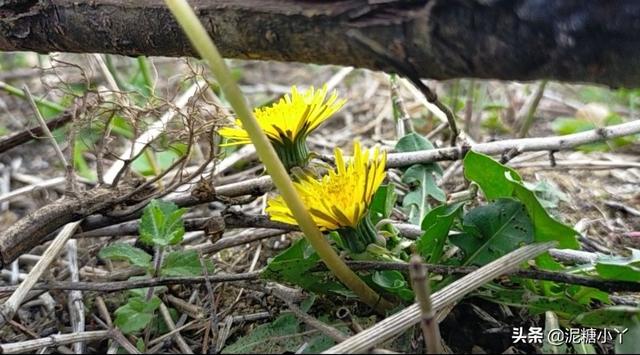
[137,56,155,96]
[165,0,391,314]
[105,55,132,92]
[0,80,65,112]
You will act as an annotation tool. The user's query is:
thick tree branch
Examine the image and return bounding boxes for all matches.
[1,1,640,86]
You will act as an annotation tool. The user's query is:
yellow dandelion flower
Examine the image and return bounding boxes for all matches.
[266,141,386,252]
[218,85,346,170]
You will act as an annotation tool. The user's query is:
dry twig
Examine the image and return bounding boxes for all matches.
[409,255,441,354]
[0,221,81,328]
[324,242,554,353]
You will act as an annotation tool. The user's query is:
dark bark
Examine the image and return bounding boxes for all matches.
[0,185,133,268]
[1,1,640,87]
[0,106,72,154]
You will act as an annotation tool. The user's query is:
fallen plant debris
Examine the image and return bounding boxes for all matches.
[0,2,640,353]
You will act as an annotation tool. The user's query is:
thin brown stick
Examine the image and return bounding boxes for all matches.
[409,255,441,354]
[0,271,261,294]
[110,329,141,354]
[159,301,194,354]
[22,85,69,168]
[339,261,640,293]
[90,117,639,224]
[271,284,347,343]
[1,254,634,295]
[324,242,555,353]
[78,213,296,238]
[147,319,201,348]
[166,294,204,319]
[0,111,72,154]
[95,296,113,327]
[0,221,81,328]
[347,29,459,145]
[517,80,548,138]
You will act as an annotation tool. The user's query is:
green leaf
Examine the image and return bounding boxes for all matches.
[98,243,152,268]
[595,264,640,282]
[395,132,435,152]
[416,202,464,263]
[395,133,444,224]
[136,338,145,353]
[132,144,188,176]
[551,117,595,135]
[479,284,589,319]
[551,116,637,152]
[161,250,214,277]
[450,198,533,266]
[128,285,168,298]
[139,199,187,246]
[369,184,397,225]
[74,139,97,181]
[371,270,414,302]
[403,165,446,203]
[114,296,161,334]
[463,150,520,199]
[111,116,134,139]
[261,238,347,295]
[524,180,569,210]
[222,312,336,353]
[149,307,178,335]
[575,306,640,328]
[303,334,337,354]
[463,151,579,252]
[595,249,640,282]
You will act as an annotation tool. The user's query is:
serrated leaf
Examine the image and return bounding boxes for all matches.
[575,306,640,328]
[114,296,161,334]
[450,198,533,266]
[222,293,340,353]
[417,202,464,263]
[403,164,446,202]
[222,313,323,353]
[463,151,579,255]
[98,243,152,268]
[479,284,589,319]
[139,199,187,246]
[395,134,445,225]
[161,250,213,277]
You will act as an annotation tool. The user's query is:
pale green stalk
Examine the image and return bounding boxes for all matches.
[137,56,155,96]
[0,80,65,112]
[164,0,391,313]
